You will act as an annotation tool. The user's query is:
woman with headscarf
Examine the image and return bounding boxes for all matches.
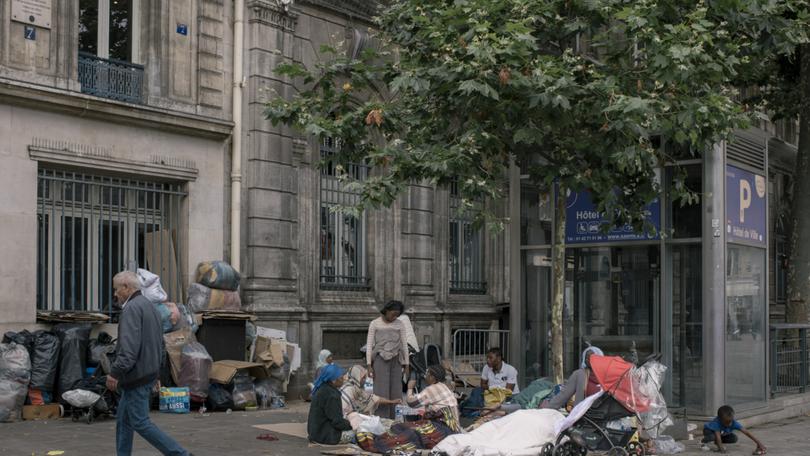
[540,346,604,410]
[307,364,354,445]
[306,349,334,401]
[341,365,402,429]
[406,365,462,433]
[366,300,410,419]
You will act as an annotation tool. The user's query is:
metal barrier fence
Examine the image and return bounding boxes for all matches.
[770,324,810,396]
[452,329,510,375]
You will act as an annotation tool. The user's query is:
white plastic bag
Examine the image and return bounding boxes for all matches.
[62,389,101,408]
[358,415,385,435]
[137,268,168,303]
[654,435,685,454]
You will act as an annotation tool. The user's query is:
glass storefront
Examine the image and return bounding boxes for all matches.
[522,249,551,382]
[725,244,767,405]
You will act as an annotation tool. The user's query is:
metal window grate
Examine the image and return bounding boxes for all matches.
[36,169,186,316]
[78,52,144,104]
[319,138,371,290]
[449,182,486,294]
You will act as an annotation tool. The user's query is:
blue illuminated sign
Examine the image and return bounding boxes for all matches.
[726,165,766,246]
[564,189,660,244]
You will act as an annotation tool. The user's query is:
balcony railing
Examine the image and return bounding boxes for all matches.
[78,52,144,104]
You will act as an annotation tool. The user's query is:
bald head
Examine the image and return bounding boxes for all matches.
[113,270,140,306]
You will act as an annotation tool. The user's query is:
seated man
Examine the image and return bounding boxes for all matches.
[481,347,519,393]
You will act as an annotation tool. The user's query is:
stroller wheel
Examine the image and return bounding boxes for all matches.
[606,448,629,456]
[626,441,645,456]
[540,442,554,456]
[86,410,95,424]
[553,441,587,456]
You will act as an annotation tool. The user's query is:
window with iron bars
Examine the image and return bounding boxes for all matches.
[449,182,486,294]
[36,169,186,315]
[320,138,371,290]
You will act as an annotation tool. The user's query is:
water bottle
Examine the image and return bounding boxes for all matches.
[395,404,404,423]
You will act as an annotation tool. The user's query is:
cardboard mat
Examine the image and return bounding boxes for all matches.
[252,422,309,440]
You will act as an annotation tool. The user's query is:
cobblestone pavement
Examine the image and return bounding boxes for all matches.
[0,403,807,456]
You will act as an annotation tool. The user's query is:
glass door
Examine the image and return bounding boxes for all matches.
[571,246,660,364]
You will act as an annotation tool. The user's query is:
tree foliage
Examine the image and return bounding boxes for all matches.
[267,0,806,231]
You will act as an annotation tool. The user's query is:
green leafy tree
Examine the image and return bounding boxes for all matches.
[268,0,804,382]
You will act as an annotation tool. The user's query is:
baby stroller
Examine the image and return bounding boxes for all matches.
[409,344,442,391]
[542,355,658,456]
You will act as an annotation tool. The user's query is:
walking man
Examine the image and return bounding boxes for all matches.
[107,270,191,456]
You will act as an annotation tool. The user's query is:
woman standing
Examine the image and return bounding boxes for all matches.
[366,300,410,419]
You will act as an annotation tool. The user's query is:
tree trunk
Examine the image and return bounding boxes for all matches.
[551,185,567,384]
[786,43,810,325]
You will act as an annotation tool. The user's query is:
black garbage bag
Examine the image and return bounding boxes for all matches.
[207,383,233,411]
[3,331,35,349]
[53,324,91,398]
[29,331,60,392]
[87,332,115,375]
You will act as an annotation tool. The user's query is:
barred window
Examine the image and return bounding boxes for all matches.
[319,138,370,290]
[449,182,486,294]
[36,169,186,314]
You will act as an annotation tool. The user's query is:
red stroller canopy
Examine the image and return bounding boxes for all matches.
[588,355,650,413]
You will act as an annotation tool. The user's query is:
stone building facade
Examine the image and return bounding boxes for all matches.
[238,1,508,393]
[0,0,233,331]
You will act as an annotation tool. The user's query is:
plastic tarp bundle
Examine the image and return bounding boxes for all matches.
[53,324,91,397]
[508,378,555,409]
[164,327,194,385]
[195,261,241,291]
[631,360,673,438]
[187,283,241,313]
[0,343,31,422]
[137,268,168,303]
[176,342,212,399]
[434,409,565,456]
[29,331,60,391]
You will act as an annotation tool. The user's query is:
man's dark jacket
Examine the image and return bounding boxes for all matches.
[110,291,164,389]
[307,383,352,444]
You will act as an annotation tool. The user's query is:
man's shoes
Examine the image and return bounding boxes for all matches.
[701,444,711,452]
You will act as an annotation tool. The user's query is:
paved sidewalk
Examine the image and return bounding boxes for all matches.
[0,403,807,455]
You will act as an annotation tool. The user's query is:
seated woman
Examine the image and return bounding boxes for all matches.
[540,346,603,410]
[306,349,334,401]
[308,364,354,445]
[341,365,402,429]
[406,365,462,433]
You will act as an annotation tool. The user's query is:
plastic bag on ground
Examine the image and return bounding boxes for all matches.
[231,373,257,410]
[654,435,685,454]
[137,268,168,303]
[195,261,241,291]
[53,324,91,398]
[0,342,31,422]
[631,360,673,438]
[176,342,212,399]
[254,378,281,409]
[29,331,60,392]
[187,283,241,313]
[358,415,386,435]
[207,383,234,411]
[62,389,101,409]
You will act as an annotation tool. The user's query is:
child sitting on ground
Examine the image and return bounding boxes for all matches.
[701,405,767,455]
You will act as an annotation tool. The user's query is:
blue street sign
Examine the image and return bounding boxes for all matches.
[564,189,660,244]
[24,26,36,41]
[176,23,188,36]
[726,165,766,246]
